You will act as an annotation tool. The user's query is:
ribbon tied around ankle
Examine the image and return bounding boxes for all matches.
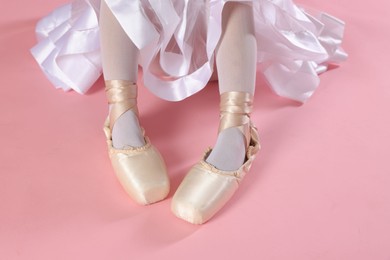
[105,80,138,130]
[219,92,253,147]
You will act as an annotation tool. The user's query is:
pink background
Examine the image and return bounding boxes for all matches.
[1,0,390,259]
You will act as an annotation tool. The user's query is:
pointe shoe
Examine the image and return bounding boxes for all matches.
[103,80,169,205]
[171,91,260,224]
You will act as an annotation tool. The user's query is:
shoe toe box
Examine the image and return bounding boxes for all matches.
[110,145,170,205]
[171,164,239,224]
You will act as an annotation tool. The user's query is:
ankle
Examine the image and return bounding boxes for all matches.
[104,80,145,149]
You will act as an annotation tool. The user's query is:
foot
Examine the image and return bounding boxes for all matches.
[205,127,246,171]
[111,108,145,149]
[171,91,259,224]
[104,80,170,205]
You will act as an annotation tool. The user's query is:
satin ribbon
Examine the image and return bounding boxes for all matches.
[105,80,138,130]
[219,92,253,146]
[31,0,348,103]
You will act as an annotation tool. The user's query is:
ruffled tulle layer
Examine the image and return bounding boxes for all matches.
[31,0,347,102]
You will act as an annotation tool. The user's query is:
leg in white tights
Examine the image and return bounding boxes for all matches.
[206,2,257,171]
[100,0,145,148]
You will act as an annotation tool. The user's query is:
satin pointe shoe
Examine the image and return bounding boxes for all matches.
[171,91,260,224]
[103,80,170,205]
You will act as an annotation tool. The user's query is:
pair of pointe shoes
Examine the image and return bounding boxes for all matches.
[103,80,260,224]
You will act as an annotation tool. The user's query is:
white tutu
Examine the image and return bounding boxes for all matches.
[30,0,347,102]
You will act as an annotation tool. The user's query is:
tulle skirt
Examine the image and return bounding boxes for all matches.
[31,0,347,102]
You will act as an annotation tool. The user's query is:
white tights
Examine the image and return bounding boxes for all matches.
[99,1,257,170]
[207,2,256,171]
[100,0,145,148]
